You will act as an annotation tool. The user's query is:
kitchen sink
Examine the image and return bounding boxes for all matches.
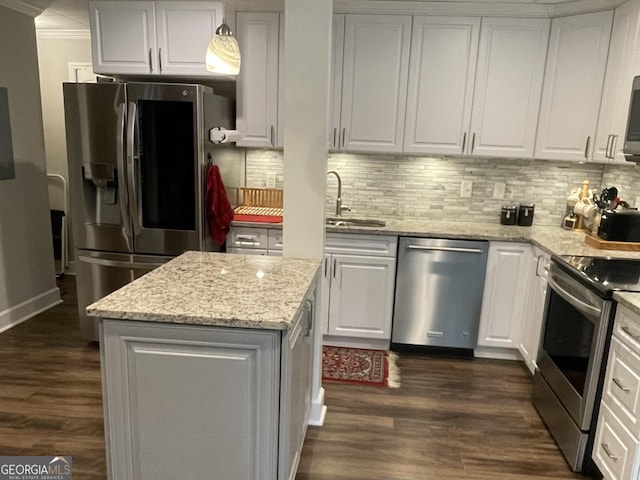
[325,217,386,228]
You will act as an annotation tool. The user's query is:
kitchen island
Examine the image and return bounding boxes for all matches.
[87,251,321,480]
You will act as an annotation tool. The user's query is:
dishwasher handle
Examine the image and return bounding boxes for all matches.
[406,245,485,254]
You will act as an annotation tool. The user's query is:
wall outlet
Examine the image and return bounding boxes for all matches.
[492,182,506,200]
[460,180,473,198]
[635,196,640,208]
[265,172,276,189]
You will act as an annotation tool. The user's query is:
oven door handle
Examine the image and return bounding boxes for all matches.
[548,274,602,320]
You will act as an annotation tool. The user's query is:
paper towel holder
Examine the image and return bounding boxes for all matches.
[209,127,241,144]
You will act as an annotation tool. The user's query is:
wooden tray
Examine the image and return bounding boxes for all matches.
[584,232,640,251]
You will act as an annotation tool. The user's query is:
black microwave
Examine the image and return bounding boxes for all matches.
[624,75,640,161]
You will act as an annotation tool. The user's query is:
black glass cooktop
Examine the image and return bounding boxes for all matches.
[555,255,640,298]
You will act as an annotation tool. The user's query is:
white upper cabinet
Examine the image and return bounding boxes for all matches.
[90,1,223,76]
[329,14,346,150]
[594,1,640,163]
[469,17,550,158]
[236,12,281,148]
[155,2,222,76]
[336,14,412,153]
[90,1,157,75]
[403,16,480,155]
[535,11,614,162]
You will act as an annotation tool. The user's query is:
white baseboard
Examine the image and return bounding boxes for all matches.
[0,287,62,334]
[474,346,521,361]
[308,387,327,427]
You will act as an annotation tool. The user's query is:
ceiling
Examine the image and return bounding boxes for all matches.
[0,0,625,31]
[35,0,90,30]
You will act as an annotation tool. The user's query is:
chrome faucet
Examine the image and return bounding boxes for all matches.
[327,170,350,216]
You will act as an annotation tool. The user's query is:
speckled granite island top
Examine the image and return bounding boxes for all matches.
[86,251,321,330]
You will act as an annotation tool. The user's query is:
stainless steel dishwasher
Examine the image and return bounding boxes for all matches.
[392,237,489,350]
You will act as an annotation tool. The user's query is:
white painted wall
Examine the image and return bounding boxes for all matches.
[37,36,92,267]
[282,0,331,260]
[0,6,60,332]
[282,0,332,428]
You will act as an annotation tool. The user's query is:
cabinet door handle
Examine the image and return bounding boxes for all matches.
[407,245,484,254]
[270,125,275,147]
[584,136,591,160]
[158,47,163,72]
[148,48,153,73]
[461,132,467,153]
[332,128,337,149]
[605,134,613,159]
[622,325,640,340]
[471,132,476,154]
[333,258,337,278]
[535,255,543,277]
[235,235,259,246]
[341,128,346,150]
[303,298,313,336]
[611,135,619,161]
[612,377,631,393]
[601,443,619,461]
[324,257,328,278]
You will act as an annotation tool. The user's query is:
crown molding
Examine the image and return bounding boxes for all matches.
[36,29,90,40]
[230,0,622,17]
[547,0,625,16]
[0,0,43,16]
[334,0,551,16]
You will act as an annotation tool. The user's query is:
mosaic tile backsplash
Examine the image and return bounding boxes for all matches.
[245,150,640,226]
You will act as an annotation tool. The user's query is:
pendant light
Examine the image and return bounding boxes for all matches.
[206,20,241,75]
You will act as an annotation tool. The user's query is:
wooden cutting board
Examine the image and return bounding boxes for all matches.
[584,233,640,251]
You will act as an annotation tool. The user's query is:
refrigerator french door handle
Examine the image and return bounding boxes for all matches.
[78,254,166,270]
[126,101,142,236]
[116,103,132,243]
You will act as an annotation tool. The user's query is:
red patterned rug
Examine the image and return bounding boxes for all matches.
[322,346,400,388]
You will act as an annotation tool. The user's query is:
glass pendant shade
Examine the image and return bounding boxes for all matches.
[206,22,241,75]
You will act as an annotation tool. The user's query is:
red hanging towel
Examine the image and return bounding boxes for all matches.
[205,164,234,244]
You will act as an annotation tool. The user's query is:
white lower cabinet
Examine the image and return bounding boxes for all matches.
[227,226,282,256]
[100,287,315,480]
[518,246,550,374]
[476,242,531,358]
[594,305,640,480]
[321,234,397,348]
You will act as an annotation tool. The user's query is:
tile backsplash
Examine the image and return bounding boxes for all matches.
[245,150,640,226]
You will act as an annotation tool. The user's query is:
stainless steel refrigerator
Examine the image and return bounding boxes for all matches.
[64,82,242,340]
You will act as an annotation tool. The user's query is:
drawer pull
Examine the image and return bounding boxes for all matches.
[622,326,640,340]
[612,377,631,393]
[601,443,619,461]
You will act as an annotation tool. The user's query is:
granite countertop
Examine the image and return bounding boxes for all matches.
[86,251,321,330]
[233,217,640,259]
[233,216,640,316]
[614,292,640,320]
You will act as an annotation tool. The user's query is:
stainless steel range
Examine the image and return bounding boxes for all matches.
[533,255,640,474]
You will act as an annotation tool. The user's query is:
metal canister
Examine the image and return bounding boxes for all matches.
[500,205,518,225]
[518,203,535,226]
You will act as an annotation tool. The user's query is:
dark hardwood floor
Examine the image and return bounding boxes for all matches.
[0,276,592,480]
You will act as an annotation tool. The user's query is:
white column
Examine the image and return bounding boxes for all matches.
[282,0,332,260]
[282,0,332,427]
